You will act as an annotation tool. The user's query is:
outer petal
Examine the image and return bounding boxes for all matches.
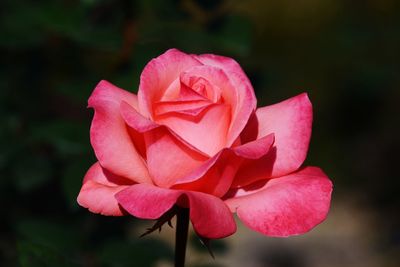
[88,80,152,184]
[233,93,312,187]
[138,49,203,118]
[116,184,236,239]
[77,162,132,216]
[224,167,333,237]
[194,54,257,146]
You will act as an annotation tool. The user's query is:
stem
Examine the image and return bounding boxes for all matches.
[175,207,189,267]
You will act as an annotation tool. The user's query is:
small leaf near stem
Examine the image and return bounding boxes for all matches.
[199,236,215,259]
[140,206,177,237]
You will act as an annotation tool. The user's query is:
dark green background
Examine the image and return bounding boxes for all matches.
[1,0,399,266]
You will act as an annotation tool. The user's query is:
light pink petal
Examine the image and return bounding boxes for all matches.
[120,101,209,187]
[120,101,207,154]
[180,72,221,102]
[182,65,236,111]
[77,162,132,216]
[195,53,253,90]
[145,126,209,188]
[224,167,333,237]
[172,133,275,197]
[88,80,152,184]
[178,80,211,101]
[233,93,313,187]
[156,103,231,156]
[232,133,275,159]
[138,49,203,118]
[194,54,257,146]
[154,100,212,117]
[116,184,236,238]
[120,101,160,132]
[160,78,181,101]
[172,150,240,197]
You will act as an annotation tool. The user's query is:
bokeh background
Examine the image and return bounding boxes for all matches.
[1,0,399,266]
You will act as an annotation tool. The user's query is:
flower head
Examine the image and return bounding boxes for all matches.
[77,49,332,238]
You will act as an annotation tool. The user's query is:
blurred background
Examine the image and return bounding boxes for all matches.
[1,0,399,266]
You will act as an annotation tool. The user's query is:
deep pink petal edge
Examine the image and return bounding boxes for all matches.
[77,162,130,216]
[116,184,237,239]
[225,166,333,237]
[88,80,152,184]
[233,93,313,187]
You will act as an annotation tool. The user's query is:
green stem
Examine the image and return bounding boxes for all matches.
[174,207,189,267]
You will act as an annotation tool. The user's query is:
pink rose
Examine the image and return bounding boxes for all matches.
[77,49,332,238]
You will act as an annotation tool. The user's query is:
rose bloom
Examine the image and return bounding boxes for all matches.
[77,49,332,238]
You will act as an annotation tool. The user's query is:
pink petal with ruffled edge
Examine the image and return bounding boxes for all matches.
[120,101,209,187]
[154,100,212,117]
[145,126,209,188]
[224,167,332,237]
[138,49,203,118]
[121,99,274,195]
[88,80,152,184]
[77,162,133,216]
[233,93,313,187]
[179,72,221,102]
[173,133,275,197]
[178,81,210,101]
[156,103,231,156]
[115,184,236,238]
[152,64,236,155]
[194,54,257,146]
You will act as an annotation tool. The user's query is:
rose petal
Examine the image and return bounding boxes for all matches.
[156,103,231,156]
[178,82,210,101]
[172,150,240,197]
[120,101,206,153]
[182,65,236,111]
[88,80,152,184]
[154,100,212,117]
[233,93,313,187]
[138,49,203,118]
[224,166,332,237]
[77,162,132,216]
[116,184,237,238]
[194,53,253,90]
[120,101,210,187]
[120,101,160,132]
[180,72,221,102]
[233,133,275,160]
[172,133,275,197]
[145,126,209,188]
[194,54,257,146]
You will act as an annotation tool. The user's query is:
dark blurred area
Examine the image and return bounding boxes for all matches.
[1,0,399,266]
